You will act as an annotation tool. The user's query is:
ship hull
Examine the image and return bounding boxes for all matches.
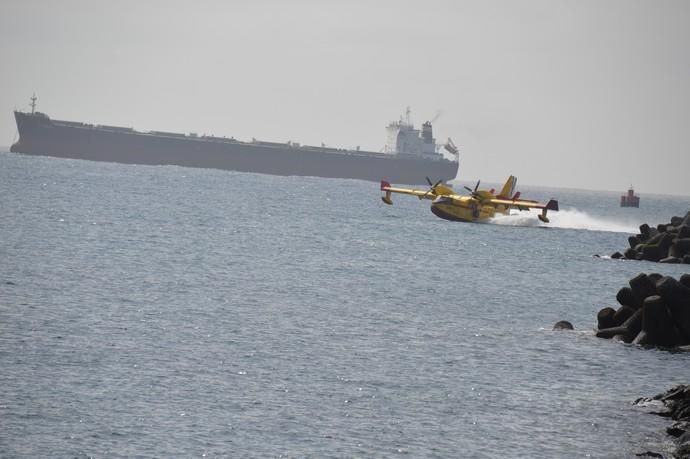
[10,112,458,185]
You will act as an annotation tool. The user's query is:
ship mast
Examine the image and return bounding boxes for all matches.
[30,93,37,114]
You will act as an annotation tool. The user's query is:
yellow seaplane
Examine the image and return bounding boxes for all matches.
[380,175,559,223]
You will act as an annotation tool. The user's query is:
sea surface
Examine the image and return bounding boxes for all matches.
[1,152,689,458]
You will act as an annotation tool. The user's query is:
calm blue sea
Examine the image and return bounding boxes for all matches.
[1,152,689,458]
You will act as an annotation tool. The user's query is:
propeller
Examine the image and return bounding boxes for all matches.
[464,180,481,199]
[421,176,443,199]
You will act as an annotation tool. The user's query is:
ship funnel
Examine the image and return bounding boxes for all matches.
[421,121,433,144]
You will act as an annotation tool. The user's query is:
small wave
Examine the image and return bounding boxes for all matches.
[489,208,637,233]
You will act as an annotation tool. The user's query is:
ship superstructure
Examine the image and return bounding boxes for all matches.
[383,107,460,159]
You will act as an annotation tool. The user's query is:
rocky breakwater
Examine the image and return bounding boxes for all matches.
[595,273,690,348]
[612,211,690,263]
[635,385,690,459]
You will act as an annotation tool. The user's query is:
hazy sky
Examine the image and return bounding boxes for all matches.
[1,0,689,195]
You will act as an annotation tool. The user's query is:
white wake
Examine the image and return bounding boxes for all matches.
[489,208,637,233]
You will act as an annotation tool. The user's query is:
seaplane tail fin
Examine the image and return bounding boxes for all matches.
[497,175,517,198]
[537,199,559,223]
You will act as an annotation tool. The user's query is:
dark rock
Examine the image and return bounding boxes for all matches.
[645,233,665,246]
[667,422,687,437]
[623,308,643,337]
[613,305,635,326]
[638,385,690,459]
[678,403,690,421]
[677,442,690,458]
[656,276,690,306]
[669,242,686,259]
[617,286,642,309]
[642,244,664,262]
[674,238,690,255]
[678,224,690,239]
[680,427,690,442]
[640,223,651,238]
[629,273,658,303]
[659,256,682,264]
[597,307,617,329]
[684,255,690,264]
[596,274,690,348]
[676,430,690,445]
[611,251,623,259]
[597,309,643,341]
[624,247,638,259]
[671,216,684,227]
[658,223,668,233]
[642,295,682,347]
[660,233,675,251]
[596,325,630,339]
[648,273,663,283]
[655,277,690,343]
[680,274,690,289]
[660,385,690,402]
[629,235,641,248]
[553,320,574,330]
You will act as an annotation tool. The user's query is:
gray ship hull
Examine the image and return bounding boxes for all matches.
[10,112,458,185]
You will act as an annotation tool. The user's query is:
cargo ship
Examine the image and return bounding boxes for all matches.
[10,96,459,185]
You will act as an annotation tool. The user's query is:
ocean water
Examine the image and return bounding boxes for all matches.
[1,152,689,458]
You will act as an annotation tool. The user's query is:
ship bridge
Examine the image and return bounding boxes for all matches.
[383,107,441,158]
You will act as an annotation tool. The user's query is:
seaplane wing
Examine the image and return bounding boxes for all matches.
[380,180,454,205]
[488,197,559,212]
[380,182,437,200]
